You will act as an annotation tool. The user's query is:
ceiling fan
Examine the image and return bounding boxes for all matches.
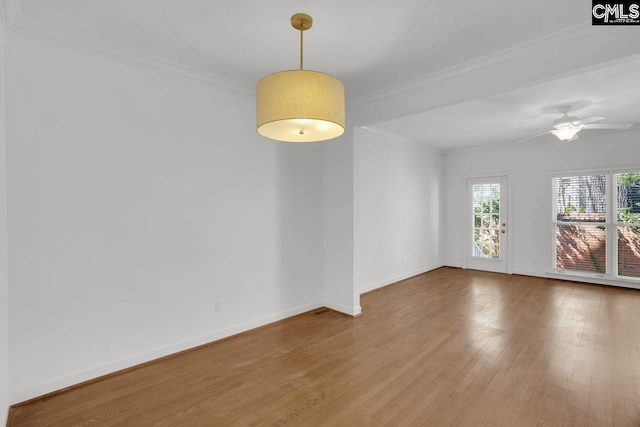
[517,106,633,143]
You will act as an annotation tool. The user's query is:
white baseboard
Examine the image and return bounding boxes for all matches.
[443,261,463,268]
[512,269,640,291]
[359,264,444,294]
[323,300,362,317]
[512,269,545,278]
[9,301,324,405]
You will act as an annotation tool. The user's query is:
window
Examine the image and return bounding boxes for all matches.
[554,174,607,274]
[617,172,640,278]
[552,170,640,280]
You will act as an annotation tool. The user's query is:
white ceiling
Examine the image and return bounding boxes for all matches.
[13,0,640,151]
[374,59,640,152]
[19,0,586,99]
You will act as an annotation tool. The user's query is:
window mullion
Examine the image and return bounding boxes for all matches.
[551,178,558,271]
[606,173,615,277]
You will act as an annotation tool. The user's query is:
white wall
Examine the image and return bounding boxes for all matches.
[355,128,442,294]
[0,25,10,426]
[442,130,640,280]
[322,127,359,315]
[5,32,324,403]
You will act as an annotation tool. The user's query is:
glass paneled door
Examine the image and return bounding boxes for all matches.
[467,177,508,273]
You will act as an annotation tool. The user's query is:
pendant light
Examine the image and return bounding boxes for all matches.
[256,13,345,143]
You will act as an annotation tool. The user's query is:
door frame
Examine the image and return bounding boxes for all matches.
[461,171,513,274]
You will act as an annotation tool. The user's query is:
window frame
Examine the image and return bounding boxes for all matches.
[613,168,640,280]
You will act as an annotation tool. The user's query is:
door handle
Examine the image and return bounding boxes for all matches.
[501,230,506,233]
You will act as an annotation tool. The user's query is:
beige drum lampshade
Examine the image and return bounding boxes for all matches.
[256,70,345,143]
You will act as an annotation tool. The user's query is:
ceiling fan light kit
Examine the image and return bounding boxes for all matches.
[256,13,345,143]
[551,126,581,141]
[550,107,583,141]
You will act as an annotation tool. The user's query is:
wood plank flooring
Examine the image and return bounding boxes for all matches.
[8,268,640,426]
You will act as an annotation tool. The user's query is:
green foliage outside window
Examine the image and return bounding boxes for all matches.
[618,173,640,224]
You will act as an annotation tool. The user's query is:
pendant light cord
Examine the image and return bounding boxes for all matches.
[299,26,303,70]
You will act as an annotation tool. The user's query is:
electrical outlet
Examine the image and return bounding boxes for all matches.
[532,257,537,263]
[401,259,404,266]
[215,299,224,312]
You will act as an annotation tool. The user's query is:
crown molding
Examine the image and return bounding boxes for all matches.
[0,7,254,97]
[347,23,621,110]
[0,4,627,107]
[360,126,444,155]
[362,125,551,155]
[442,138,533,155]
[441,125,640,156]
[0,0,20,28]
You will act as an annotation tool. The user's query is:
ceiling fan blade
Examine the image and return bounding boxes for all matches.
[582,123,633,130]
[520,127,549,132]
[515,131,551,144]
[572,116,605,125]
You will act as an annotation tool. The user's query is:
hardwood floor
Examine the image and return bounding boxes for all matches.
[8,267,640,426]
